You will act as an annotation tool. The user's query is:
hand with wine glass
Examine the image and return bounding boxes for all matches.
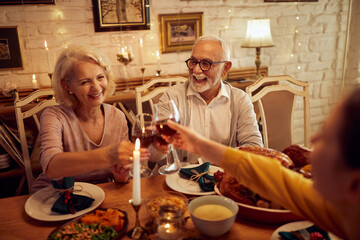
[130,113,156,178]
[153,100,188,175]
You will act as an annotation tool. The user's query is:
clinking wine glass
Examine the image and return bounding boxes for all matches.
[131,113,155,178]
[153,100,188,175]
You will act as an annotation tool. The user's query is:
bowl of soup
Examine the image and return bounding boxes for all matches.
[188,195,238,237]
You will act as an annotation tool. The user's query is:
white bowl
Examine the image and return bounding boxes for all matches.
[188,195,238,237]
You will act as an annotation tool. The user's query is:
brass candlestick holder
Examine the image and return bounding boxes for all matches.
[140,67,145,85]
[128,199,148,240]
[156,70,161,77]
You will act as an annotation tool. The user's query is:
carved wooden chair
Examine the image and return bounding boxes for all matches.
[14,89,58,193]
[135,76,188,115]
[245,75,310,151]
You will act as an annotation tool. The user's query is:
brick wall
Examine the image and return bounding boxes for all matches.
[0,0,358,145]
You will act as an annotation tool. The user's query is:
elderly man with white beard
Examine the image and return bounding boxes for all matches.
[151,35,263,166]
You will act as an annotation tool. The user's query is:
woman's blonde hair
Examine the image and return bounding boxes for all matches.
[52,44,116,108]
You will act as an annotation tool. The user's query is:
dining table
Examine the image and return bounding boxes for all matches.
[0,175,282,240]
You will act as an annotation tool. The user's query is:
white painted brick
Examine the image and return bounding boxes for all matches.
[324,2,342,14]
[298,52,320,63]
[56,0,87,7]
[324,23,340,34]
[296,3,325,14]
[271,26,295,37]
[307,62,332,72]
[320,83,336,98]
[296,25,323,35]
[233,6,267,19]
[295,71,323,83]
[268,65,286,76]
[278,15,310,26]
[314,15,338,24]
[320,51,337,61]
[271,54,297,65]
[310,107,323,117]
[265,5,297,16]
[309,36,337,52]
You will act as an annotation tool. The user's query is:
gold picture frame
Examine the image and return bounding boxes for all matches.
[159,12,203,53]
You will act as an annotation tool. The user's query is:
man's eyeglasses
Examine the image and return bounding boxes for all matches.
[185,58,226,72]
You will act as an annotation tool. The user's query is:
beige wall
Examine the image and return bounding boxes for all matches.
[0,0,358,145]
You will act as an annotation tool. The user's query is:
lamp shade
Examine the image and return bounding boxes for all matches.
[242,19,274,48]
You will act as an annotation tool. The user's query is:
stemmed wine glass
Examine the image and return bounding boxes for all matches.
[153,100,188,175]
[131,113,156,178]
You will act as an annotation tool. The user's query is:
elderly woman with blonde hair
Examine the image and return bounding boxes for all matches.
[32,44,148,192]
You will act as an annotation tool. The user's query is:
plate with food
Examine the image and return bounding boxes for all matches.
[213,145,311,224]
[48,208,128,240]
[25,182,105,221]
[270,221,342,240]
[165,164,223,195]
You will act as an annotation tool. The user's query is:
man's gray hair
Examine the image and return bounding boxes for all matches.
[193,35,231,61]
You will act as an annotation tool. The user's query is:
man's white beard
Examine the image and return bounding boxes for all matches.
[190,73,213,93]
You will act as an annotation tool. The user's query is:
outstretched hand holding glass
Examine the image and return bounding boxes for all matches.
[153,100,188,174]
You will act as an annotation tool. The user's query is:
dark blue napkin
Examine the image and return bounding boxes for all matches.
[279,224,331,240]
[179,162,215,192]
[51,177,95,214]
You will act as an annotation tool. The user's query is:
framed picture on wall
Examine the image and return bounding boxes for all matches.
[159,12,203,53]
[0,0,55,4]
[0,26,23,70]
[92,0,150,32]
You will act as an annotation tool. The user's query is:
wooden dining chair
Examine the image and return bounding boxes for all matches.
[14,89,58,193]
[135,76,188,115]
[245,75,310,151]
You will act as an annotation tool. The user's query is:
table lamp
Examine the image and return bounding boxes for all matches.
[242,19,274,79]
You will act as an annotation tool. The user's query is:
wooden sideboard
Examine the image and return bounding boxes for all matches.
[0,66,268,114]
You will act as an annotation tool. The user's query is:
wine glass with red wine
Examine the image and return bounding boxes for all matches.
[153,100,187,175]
[130,113,156,178]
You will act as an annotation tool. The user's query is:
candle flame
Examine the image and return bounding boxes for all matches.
[32,74,36,80]
[140,38,143,46]
[156,50,160,59]
[44,40,48,48]
[135,138,140,150]
[142,127,145,133]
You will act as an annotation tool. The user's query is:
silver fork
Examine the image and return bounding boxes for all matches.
[298,229,311,240]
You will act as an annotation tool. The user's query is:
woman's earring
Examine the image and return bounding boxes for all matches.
[69,91,73,94]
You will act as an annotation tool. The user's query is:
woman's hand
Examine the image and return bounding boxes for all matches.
[108,140,150,166]
[111,164,130,183]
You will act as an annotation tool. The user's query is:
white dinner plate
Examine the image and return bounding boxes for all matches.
[25,182,105,221]
[165,164,223,195]
[270,221,342,240]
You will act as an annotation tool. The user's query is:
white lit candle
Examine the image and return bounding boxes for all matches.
[32,74,38,89]
[44,40,51,73]
[156,50,161,71]
[132,138,141,205]
[157,223,181,240]
[139,38,144,68]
